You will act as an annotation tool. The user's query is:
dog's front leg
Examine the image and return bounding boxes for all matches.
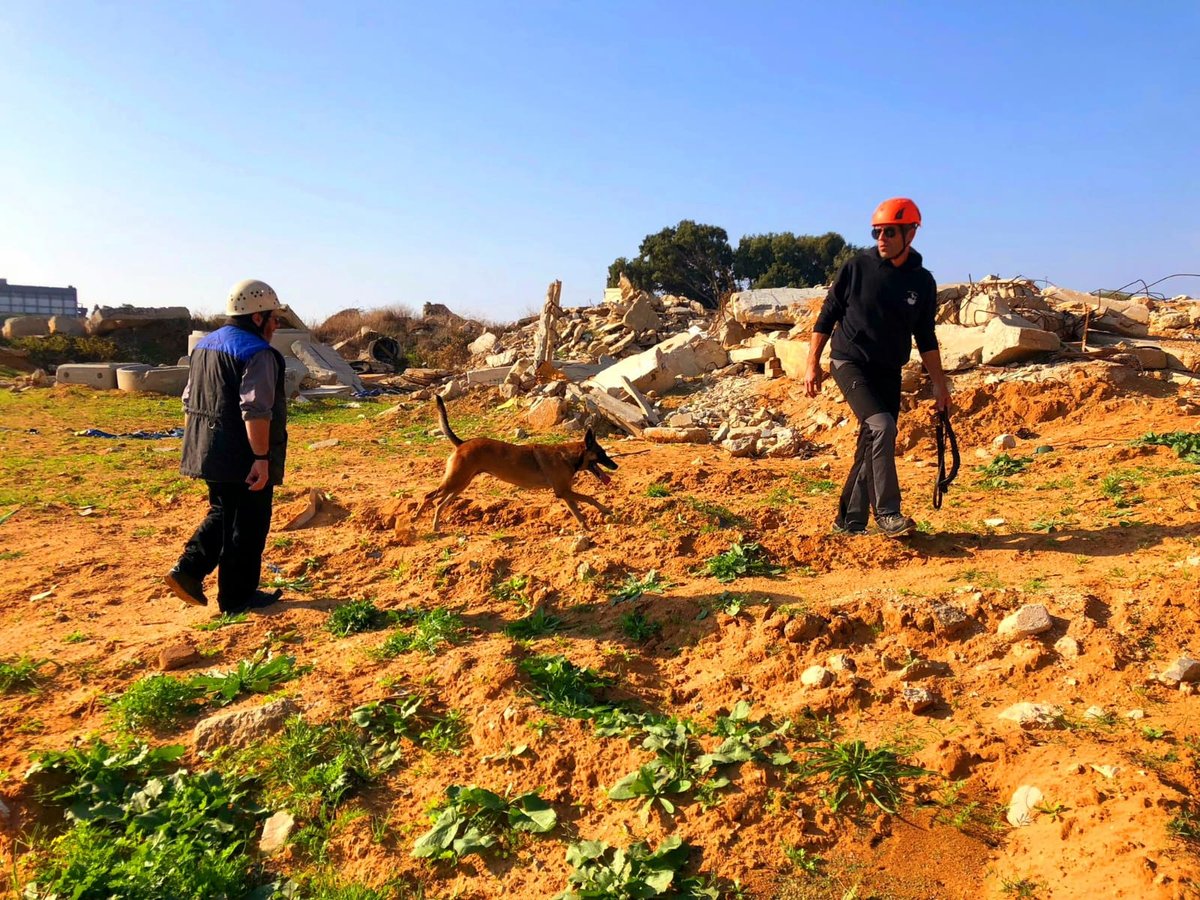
[566,489,612,517]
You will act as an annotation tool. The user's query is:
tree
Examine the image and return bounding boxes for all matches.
[733,232,863,290]
[607,221,735,309]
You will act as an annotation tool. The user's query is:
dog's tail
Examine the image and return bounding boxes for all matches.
[434,395,463,447]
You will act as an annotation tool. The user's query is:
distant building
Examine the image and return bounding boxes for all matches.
[0,278,83,317]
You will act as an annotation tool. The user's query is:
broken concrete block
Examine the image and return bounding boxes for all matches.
[1160,656,1200,685]
[982,315,1060,366]
[773,338,834,379]
[291,340,365,391]
[958,293,1012,327]
[466,365,513,385]
[49,316,86,336]
[117,365,190,397]
[55,362,141,390]
[729,344,776,364]
[643,426,710,444]
[622,293,662,332]
[932,322,986,371]
[270,329,313,359]
[728,288,826,326]
[588,328,726,394]
[3,316,50,339]
[87,306,189,335]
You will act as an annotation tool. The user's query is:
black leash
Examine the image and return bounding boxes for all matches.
[934,409,960,510]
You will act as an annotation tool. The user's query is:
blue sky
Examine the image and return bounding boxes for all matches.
[2,2,1197,325]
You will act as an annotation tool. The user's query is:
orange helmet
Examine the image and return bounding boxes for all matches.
[872,197,921,227]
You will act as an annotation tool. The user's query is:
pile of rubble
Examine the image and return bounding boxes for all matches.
[463,275,711,369]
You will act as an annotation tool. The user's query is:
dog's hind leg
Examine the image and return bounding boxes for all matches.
[565,489,612,518]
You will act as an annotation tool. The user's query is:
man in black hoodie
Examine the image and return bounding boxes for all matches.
[804,198,950,538]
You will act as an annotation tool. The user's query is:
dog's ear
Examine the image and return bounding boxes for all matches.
[584,427,596,445]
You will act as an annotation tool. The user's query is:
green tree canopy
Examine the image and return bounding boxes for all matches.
[733,232,863,289]
[606,221,735,309]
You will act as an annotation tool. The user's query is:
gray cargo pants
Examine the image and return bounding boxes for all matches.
[830,359,903,528]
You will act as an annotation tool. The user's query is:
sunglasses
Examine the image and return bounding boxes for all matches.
[871,225,903,240]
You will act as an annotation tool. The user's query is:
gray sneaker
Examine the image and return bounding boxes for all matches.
[877,514,916,538]
[831,519,867,536]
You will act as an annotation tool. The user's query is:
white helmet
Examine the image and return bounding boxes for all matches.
[225,279,282,316]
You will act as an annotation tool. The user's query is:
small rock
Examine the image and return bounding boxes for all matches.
[801,665,834,688]
[1124,709,1146,720]
[1007,785,1044,827]
[1091,764,1121,780]
[1034,445,1054,454]
[827,653,856,673]
[993,434,1017,449]
[1084,706,1108,720]
[259,810,295,855]
[998,702,1063,728]
[159,641,201,672]
[901,686,936,713]
[570,534,591,554]
[1054,636,1081,659]
[998,604,1053,639]
[307,438,339,451]
[782,613,825,643]
[193,698,299,754]
[513,427,529,440]
[984,517,1006,528]
[1160,656,1200,685]
[930,603,971,638]
[576,562,594,582]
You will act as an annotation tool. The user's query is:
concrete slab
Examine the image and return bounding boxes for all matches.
[56,362,142,390]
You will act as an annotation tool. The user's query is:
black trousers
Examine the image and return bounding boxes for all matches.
[176,481,274,612]
[830,359,903,526]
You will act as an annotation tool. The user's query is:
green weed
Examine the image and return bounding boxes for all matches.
[620,610,663,642]
[646,483,671,498]
[705,542,783,583]
[328,599,395,637]
[976,453,1031,490]
[375,607,464,657]
[1136,431,1200,464]
[412,785,556,864]
[558,836,712,899]
[193,611,249,632]
[609,569,669,603]
[504,608,565,640]
[801,739,931,814]
[0,656,50,692]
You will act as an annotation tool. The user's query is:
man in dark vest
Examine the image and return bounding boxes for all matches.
[165,279,289,613]
[805,198,951,538]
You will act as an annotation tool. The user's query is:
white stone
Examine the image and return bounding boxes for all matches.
[997,702,1063,728]
[193,698,299,754]
[1006,784,1043,827]
[1054,636,1081,659]
[992,434,1017,449]
[901,686,936,713]
[259,810,295,855]
[801,665,834,688]
[729,344,776,364]
[998,604,1053,639]
[1160,656,1200,685]
[468,332,498,355]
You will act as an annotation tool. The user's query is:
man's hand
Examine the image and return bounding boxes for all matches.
[932,381,952,413]
[246,459,270,491]
[804,363,823,398]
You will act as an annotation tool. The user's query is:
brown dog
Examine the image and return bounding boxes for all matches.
[412,396,618,531]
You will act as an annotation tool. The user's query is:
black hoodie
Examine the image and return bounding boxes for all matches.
[813,248,938,371]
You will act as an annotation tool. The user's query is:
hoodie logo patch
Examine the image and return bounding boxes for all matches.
[905,291,919,306]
